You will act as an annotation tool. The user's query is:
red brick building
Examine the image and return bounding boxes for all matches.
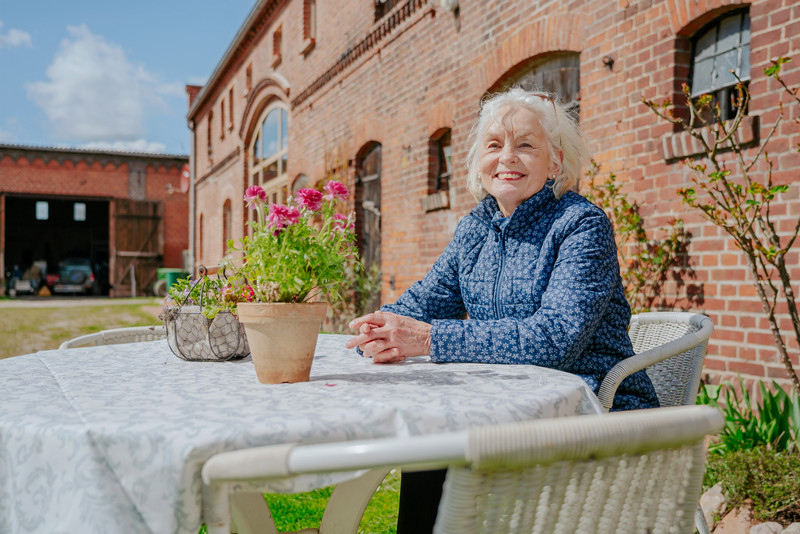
[0,144,189,296]
[187,0,800,389]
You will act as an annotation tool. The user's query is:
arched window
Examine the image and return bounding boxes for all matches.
[690,9,750,122]
[492,53,581,119]
[222,200,232,255]
[292,174,310,195]
[424,128,452,212]
[249,103,289,205]
[356,143,381,270]
[302,0,316,54]
[198,213,204,261]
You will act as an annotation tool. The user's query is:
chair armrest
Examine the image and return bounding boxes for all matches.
[597,317,714,411]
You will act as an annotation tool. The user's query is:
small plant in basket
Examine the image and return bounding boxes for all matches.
[163,271,254,319]
[227,181,360,383]
[159,267,252,361]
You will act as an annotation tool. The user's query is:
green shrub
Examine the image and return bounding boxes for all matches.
[703,446,800,524]
[697,378,800,454]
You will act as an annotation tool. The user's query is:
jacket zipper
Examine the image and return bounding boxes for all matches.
[493,226,506,319]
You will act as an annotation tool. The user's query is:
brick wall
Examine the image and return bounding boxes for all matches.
[0,146,189,289]
[190,0,800,391]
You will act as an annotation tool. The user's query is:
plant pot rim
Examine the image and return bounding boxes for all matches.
[237,301,328,321]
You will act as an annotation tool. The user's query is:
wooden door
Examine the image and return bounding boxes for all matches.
[110,199,163,297]
[356,143,381,270]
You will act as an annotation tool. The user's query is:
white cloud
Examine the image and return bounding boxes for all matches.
[26,25,168,143]
[80,139,167,154]
[0,21,32,49]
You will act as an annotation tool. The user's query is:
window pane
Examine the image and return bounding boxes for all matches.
[292,174,309,194]
[692,58,714,95]
[694,27,717,61]
[74,202,86,221]
[717,14,743,53]
[740,45,751,82]
[265,160,278,182]
[280,153,288,175]
[714,49,740,90]
[262,109,280,159]
[281,108,288,150]
[740,14,750,45]
[253,133,260,162]
[35,201,49,220]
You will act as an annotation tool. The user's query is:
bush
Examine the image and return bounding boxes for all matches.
[704,446,800,524]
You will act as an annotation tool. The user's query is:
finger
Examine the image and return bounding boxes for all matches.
[372,347,406,364]
[345,330,378,349]
[348,313,383,331]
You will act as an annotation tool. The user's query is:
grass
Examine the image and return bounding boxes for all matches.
[197,470,399,534]
[0,297,162,358]
[264,470,399,533]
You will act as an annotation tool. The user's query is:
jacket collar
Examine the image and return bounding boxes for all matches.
[471,181,557,230]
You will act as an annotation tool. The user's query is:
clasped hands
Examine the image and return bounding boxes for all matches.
[344,311,432,363]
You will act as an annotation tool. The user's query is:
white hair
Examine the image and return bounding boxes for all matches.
[465,87,589,201]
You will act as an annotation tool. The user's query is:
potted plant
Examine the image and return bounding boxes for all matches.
[160,267,252,361]
[227,181,358,383]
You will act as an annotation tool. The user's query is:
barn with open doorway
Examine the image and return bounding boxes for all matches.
[0,144,189,297]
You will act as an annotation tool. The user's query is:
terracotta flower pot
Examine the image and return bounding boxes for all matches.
[236,301,327,384]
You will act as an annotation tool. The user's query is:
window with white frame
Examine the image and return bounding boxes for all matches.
[690,10,751,122]
[250,103,289,205]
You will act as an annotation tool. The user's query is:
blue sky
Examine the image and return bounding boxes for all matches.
[0,1,258,155]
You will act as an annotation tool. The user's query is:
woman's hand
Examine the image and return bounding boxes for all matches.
[345,311,432,363]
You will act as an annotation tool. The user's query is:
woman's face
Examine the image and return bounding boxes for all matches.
[479,105,555,217]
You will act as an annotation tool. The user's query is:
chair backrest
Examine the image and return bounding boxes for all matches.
[201,406,723,534]
[59,325,167,350]
[629,312,712,407]
[434,405,723,534]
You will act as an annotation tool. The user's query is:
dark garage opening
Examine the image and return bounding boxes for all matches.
[5,196,110,295]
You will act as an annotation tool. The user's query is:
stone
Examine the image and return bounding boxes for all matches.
[781,524,800,534]
[750,523,783,534]
[713,501,754,534]
[701,482,727,529]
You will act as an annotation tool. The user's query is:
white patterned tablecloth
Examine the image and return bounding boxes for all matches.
[0,333,602,534]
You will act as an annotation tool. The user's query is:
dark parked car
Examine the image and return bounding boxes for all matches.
[53,258,99,295]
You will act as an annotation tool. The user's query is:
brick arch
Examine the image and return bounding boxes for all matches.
[350,118,384,162]
[238,77,290,142]
[665,0,750,35]
[470,13,587,97]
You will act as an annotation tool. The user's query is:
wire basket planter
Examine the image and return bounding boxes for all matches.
[161,267,250,362]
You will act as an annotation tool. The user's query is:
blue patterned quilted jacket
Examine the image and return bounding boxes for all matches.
[383,184,659,411]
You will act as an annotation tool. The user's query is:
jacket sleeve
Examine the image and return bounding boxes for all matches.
[429,210,621,371]
[380,223,468,323]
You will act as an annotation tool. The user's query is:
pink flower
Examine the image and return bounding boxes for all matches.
[324,181,349,201]
[267,204,301,233]
[295,188,323,211]
[241,284,255,302]
[333,213,354,232]
[244,186,266,209]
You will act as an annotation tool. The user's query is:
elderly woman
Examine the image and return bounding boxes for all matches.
[347,87,658,410]
[346,86,659,533]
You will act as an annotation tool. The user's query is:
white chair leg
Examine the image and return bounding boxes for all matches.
[230,492,280,534]
[695,503,711,534]
[319,468,392,534]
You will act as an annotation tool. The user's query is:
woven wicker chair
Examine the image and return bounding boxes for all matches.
[201,405,723,534]
[597,312,714,411]
[58,325,167,349]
